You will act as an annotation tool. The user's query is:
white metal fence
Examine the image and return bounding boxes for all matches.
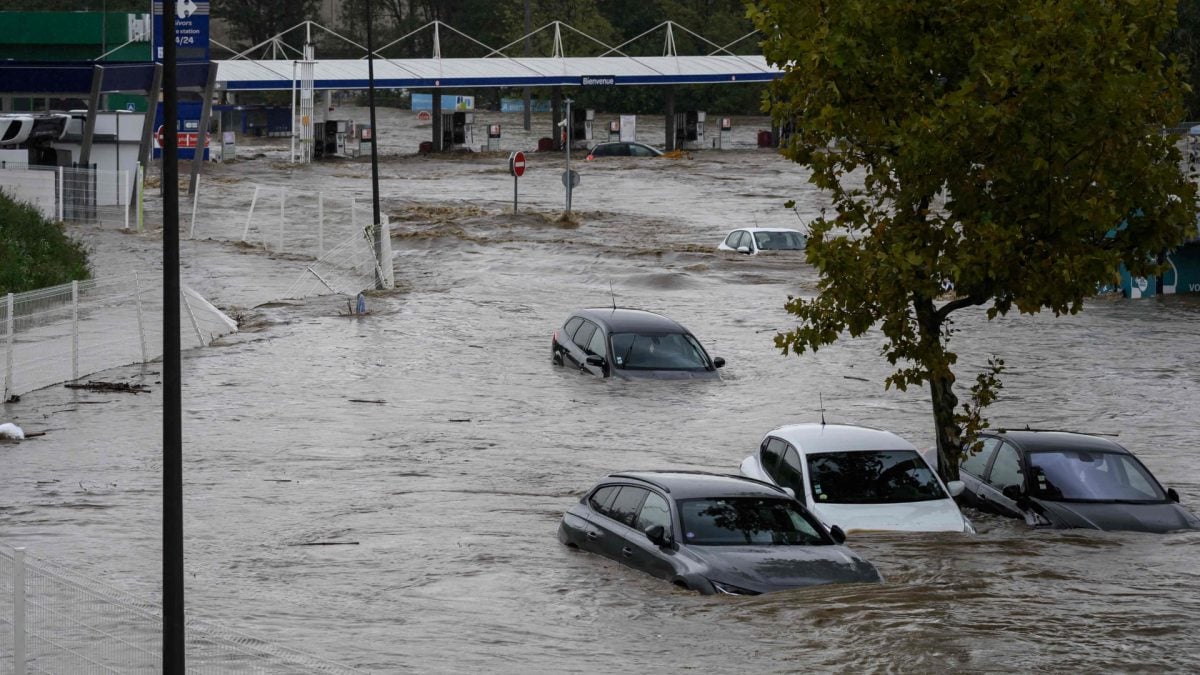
[1,274,237,401]
[0,164,141,230]
[0,544,366,674]
[188,180,393,297]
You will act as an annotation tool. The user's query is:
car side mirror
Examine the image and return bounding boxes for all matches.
[1168,487,1180,503]
[736,245,751,254]
[782,487,796,499]
[946,480,965,498]
[828,525,846,545]
[712,357,725,369]
[585,354,605,367]
[644,524,668,546]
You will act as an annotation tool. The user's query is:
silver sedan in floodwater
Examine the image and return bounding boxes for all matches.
[558,471,882,595]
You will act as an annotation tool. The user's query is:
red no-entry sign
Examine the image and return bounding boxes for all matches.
[508,151,526,212]
[509,150,526,177]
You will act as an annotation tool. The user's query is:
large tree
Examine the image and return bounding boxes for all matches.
[753,0,1198,479]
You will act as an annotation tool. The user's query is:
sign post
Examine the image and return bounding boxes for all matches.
[508,150,526,212]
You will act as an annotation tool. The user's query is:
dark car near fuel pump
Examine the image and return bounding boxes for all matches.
[551,308,724,380]
[558,471,882,595]
[958,430,1200,533]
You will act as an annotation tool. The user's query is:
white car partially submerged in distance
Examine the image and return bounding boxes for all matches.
[717,227,807,255]
[739,423,974,534]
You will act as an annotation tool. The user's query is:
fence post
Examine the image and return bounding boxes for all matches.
[189,173,201,239]
[14,547,25,675]
[181,288,204,347]
[278,187,286,252]
[350,195,356,232]
[4,293,13,401]
[134,271,147,363]
[317,192,324,257]
[136,162,144,233]
[71,280,79,381]
[242,185,260,242]
[122,169,130,230]
[56,166,64,222]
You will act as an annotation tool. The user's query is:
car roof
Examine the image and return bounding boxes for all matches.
[765,423,920,454]
[728,227,804,234]
[572,307,688,333]
[983,429,1131,454]
[602,470,790,500]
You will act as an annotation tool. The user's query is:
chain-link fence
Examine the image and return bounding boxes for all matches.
[0,544,367,674]
[1,274,237,401]
[0,164,140,229]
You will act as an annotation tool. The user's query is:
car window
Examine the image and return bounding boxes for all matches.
[607,486,649,527]
[735,231,751,250]
[572,321,597,349]
[678,497,829,546]
[1028,450,1166,502]
[634,492,671,531]
[610,332,709,370]
[724,231,742,248]
[630,144,656,157]
[563,317,584,339]
[987,442,1023,489]
[754,231,807,251]
[760,437,785,474]
[617,143,632,156]
[775,445,805,495]
[586,326,607,357]
[590,145,607,157]
[589,485,618,512]
[961,437,999,477]
[807,450,946,503]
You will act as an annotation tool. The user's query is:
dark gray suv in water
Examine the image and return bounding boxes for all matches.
[551,308,724,380]
[558,471,882,595]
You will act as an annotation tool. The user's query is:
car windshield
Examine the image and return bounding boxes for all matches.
[1027,449,1166,502]
[807,450,946,504]
[610,332,709,370]
[679,498,830,546]
[753,231,807,251]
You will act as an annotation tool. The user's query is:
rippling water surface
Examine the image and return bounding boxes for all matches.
[3,110,1200,672]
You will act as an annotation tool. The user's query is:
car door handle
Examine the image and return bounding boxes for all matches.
[586,531,599,541]
[622,546,634,558]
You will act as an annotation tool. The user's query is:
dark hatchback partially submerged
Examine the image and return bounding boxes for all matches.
[551,308,724,380]
[558,471,882,595]
[958,430,1200,533]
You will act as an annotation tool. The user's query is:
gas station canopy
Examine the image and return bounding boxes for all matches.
[214,55,781,92]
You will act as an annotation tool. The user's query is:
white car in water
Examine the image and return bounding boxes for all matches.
[717,227,807,255]
[739,423,974,534]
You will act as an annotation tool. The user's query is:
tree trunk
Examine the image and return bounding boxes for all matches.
[915,294,963,482]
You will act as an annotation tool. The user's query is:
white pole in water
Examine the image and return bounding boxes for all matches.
[134,271,147,364]
[564,98,573,214]
[4,293,13,401]
[71,280,79,381]
[242,185,259,241]
[14,547,26,675]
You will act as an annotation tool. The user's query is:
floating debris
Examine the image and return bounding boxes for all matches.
[64,381,150,394]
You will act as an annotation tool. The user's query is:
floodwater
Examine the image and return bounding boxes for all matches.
[3,108,1200,673]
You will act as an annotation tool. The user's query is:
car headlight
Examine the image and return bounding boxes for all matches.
[708,579,760,596]
[962,516,977,534]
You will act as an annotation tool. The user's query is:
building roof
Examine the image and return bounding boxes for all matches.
[214,55,781,91]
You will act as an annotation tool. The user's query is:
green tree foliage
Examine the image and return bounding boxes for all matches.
[1169,0,1200,118]
[0,191,90,295]
[752,0,1198,478]
[215,0,322,51]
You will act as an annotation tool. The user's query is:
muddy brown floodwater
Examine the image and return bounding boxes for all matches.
[3,109,1200,673]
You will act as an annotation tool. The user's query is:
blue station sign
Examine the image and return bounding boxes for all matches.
[153,0,210,63]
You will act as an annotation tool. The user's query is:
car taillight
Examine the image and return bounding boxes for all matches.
[552,330,558,342]
[586,154,594,161]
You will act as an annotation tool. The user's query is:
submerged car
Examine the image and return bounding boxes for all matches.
[717,227,807,255]
[558,471,882,595]
[740,423,974,533]
[551,308,724,380]
[586,141,664,159]
[958,430,1200,533]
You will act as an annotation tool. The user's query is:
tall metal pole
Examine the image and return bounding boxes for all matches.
[365,5,384,290]
[564,97,573,214]
[522,0,532,131]
[161,1,185,671]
